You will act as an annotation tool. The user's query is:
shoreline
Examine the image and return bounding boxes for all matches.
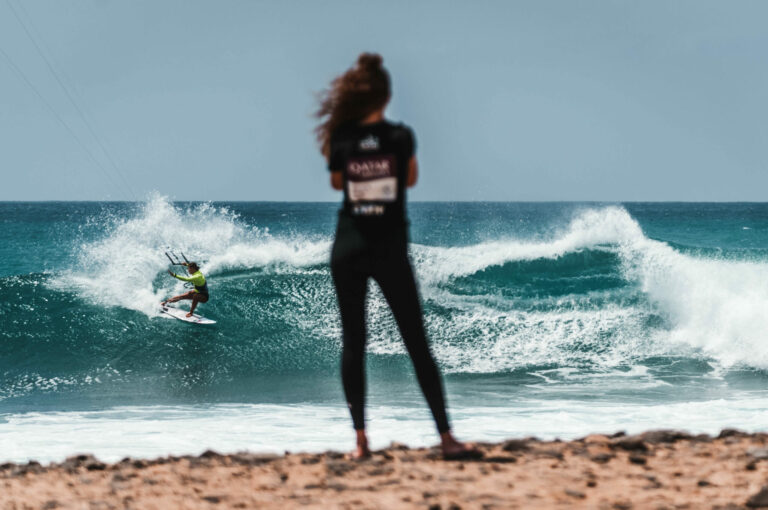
[3,429,768,509]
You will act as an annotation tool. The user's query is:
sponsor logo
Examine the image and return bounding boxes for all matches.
[347,177,397,202]
[353,204,386,216]
[346,155,397,204]
[348,157,393,179]
[359,135,379,151]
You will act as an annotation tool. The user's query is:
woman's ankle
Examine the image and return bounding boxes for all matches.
[440,430,457,444]
[353,429,371,458]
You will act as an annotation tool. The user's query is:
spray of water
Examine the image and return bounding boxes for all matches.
[54,194,329,316]
[55,198,768,370]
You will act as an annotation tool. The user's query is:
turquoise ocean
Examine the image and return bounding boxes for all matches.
[3,196,768,462]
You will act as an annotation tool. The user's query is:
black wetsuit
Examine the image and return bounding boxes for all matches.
[328,120,450,434]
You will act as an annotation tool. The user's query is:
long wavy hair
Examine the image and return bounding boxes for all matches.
[315,53,391,158]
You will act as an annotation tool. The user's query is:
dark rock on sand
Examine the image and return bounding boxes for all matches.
[501,439,530,452]
[565,488,586,498]
[326,460,356,477]
[61,454,100,471]
[747,486,768,508]
[638,430,694,444]
[535,449,564,460]
[719,429,748,439]
[483,456,518,463]
[230,453,281,466]
[612,438,649,452]
[200,450,223,459]
[13,460,45,477]
[86,460,107,471]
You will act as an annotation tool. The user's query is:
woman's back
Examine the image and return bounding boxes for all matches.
[330,120,415,224]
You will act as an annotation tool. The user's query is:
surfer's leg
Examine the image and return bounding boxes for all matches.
[331,262,370,437]
[373,256,451,435]
[188,293,208,317]
[165,291,195,304]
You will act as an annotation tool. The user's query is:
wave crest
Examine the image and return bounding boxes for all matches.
[46,200,768,372]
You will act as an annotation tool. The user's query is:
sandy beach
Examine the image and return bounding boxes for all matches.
[3,429,768,509]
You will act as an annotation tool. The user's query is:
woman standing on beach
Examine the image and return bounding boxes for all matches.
[316,53,476,459]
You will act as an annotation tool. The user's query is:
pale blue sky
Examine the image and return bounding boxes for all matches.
[1,0,766,201]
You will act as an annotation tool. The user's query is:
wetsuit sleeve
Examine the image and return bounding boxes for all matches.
[172,272,205,286]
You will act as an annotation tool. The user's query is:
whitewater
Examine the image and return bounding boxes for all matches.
[3,198,768,462]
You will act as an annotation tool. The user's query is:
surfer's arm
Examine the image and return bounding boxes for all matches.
[170,272,193,282]
[172,272,205,287]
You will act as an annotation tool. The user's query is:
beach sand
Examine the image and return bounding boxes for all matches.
[3,429,768,509]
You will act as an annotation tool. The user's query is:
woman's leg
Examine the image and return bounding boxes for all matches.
[372,255,451,434]
[374,255,479,458]
[331,261,370,456]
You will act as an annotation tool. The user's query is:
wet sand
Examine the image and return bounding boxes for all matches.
[3,429,768,509]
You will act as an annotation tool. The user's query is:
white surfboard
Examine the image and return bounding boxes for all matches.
[160,305,216,325]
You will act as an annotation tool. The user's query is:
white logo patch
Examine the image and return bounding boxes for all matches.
[359,135,379,151]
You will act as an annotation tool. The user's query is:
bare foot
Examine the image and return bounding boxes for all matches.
[440,431,482,460]
[351,430,372,460]
[186,312,193,318]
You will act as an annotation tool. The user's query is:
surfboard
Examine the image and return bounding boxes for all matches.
[160,305,216,325]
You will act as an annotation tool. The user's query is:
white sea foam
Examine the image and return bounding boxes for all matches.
[362,208,653,370]
[3,397,768,463]
[384,206,768,371]
[411,207,641,284]
[56,197,768,371]
[619,228,768,368]
[53,194,330,316]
